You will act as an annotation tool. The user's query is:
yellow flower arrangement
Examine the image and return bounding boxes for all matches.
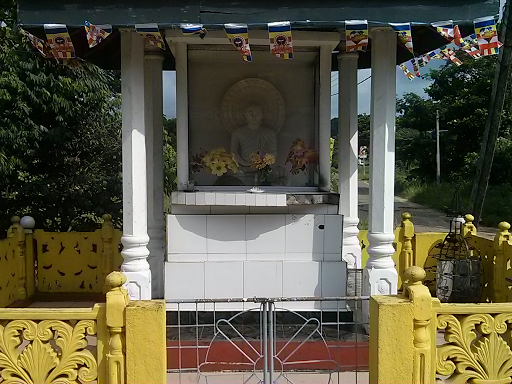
[191,148,239,177]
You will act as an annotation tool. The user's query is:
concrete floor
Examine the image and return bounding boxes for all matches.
[167,371,369,384]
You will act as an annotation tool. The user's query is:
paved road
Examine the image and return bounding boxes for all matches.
[357,180,496,237]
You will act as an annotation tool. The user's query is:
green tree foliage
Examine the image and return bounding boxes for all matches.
[396,52,512,185]
[0,3,123,233]
[163,117,177,197]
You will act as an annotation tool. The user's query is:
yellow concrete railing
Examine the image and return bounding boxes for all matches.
[34,214,123,294]
[370,266,512,384]
[0,272,166,384]
[0,216,29,308]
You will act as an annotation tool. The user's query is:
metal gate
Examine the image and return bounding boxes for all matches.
[166,295,369,384]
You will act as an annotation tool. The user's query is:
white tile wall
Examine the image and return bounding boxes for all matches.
[323,215,342,254]
[225,193,236,205]
[321,261,347,297]
[207,215,246,253]
[246,253,285,261]
[171,206,211,215]
[165,262,204,299]
[195,192,206,205]
[246,215,286,254]
[185,193,196,205]
[208,253,246,261]
[205,262,244,309]
[166,253,207,262]
[282,262,321,297]
[288,205,329,214]
[168,215,207,254]
[284,252,323,261]
[205,192,216,205]
[243,261,283,298]
[285,214,324,254]
[210,206,250,214]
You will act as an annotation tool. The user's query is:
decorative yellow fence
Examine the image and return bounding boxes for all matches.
[0,272,166,384]
[0,215,123,308]
[371,266,512,384]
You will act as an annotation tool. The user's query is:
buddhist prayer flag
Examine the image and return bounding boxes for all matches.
[44,24,75,59]
[417,55,429,67]
[136,23,165,50]
[180,23,207,39]
[268,21,293,59]
[345,20,368,52]
[224,23,252,62]
[453,25,463,47]
[461,34,482,58]
[441,46,462,66]
[410,58,420,77]
[84,21,111,48]
[432,20,454,41]
[426,49,443,60]
[399,63,415,80]
[474,16,502,56]
[390,23,413,54]
[21,28,52,58]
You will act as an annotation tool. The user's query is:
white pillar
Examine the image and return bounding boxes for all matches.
[145,53,165,299]
[175,42,189,191]
[364,28,398,297]
[337,52,361,269]
[120,30,151,300]
[319,45,332,191]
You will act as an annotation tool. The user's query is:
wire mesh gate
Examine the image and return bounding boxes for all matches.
[166,296,369,384]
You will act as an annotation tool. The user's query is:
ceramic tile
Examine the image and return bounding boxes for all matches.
[205,262,243,309]
[166,253,207,262]
[205,192,216,205]
[177,192,186,205]
[185,193,196,205]
[321,261,347,297]
[284,252,323,261]
[246,215,286,254]
[282,261,322,303]
[246,194,256,206]
[215,193,226,205]
[255,194,267,206]
[225,193,236,205]
[171,206,211,215]
[167,215,207,254]
[195,192,206,205]
[246,253,285,261]
[235,194,246,206]
[287,205,329,214]
[324,215,343,254]
[285,214,325,254]
[207,253,246,261]
[276,194,287,206]
[165,262,205,300]
[266,194,277,206]
[244,261,283,298]
[207,215,246,253]
[210,206,250,214]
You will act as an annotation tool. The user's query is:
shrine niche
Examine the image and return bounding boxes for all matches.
[187,49,320,189]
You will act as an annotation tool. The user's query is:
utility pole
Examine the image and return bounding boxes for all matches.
[436,110,441,185]
[469,0,512,226]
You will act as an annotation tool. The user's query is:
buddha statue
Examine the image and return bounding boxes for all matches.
[230,104,277,168]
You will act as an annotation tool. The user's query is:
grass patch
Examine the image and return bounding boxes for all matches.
[397,181,512,228]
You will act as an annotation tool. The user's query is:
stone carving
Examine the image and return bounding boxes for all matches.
[0,319,97,383]
[230,104,277,167]
[437,313,512,383]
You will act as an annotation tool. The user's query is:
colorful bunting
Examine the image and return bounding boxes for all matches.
[268,21,293,59]
[453,25,464,47]
[474,16,502,56]
[399,63,416,80]
[441,46,462,66]
[432,20,454,41]
[426,49,443,60]
[84,21,111,48]
[135,23,165,50]
[345,20,368,52]
[21,28,52,58]
[390,23,413,54]
[44,24,75,59]
[410,58,420,77]
[461,34,482,58]
[180,23,207,39]
[417,55,429,67]
[224,23,252,62]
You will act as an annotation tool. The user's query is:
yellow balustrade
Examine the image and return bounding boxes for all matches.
[34,215,123,294]
[371,266,512,384]
[0,271,167,384]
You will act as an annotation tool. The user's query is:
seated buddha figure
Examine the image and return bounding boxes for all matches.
[230,104,277,168]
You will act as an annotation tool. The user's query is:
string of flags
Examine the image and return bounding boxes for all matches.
[16,16,502,71]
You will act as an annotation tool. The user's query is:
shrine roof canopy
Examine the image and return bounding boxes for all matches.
[17,0,500,69]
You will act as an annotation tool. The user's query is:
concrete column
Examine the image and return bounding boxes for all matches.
[337,52,361,269]
[174,42,189,191]
[364,28,398,297]
[120,30,151,300]
[319,45,332,191]
[145,53,165,299]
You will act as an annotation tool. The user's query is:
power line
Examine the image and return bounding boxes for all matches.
[330,75,371,96]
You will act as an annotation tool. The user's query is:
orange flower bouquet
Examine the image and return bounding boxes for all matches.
[250,151,276,184]
[285,138,318,174]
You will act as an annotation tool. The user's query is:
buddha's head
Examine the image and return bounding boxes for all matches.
[244,104,264,128]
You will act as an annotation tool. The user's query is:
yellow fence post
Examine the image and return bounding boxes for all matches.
[125,300,167,383]
[102,214,115,283]
[399,212,415,283]
[23,217,36,298]
[7,216,26,301]
[106,271,129,384]
[493,221,510,302]
[463,214,477,238]
[402,266,432,384]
